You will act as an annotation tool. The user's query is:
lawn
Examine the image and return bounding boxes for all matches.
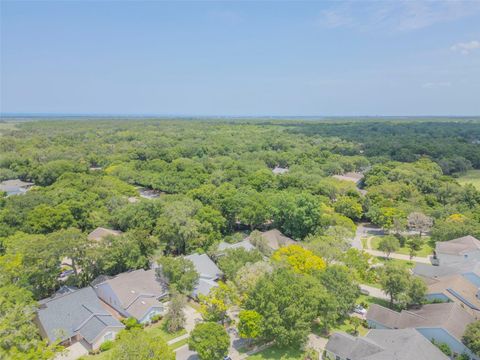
[144,320,187,341]
[370,236,433,257]
[374,257,415,270]
[457,170,480,190]
[247,346,305,360]
[81,321,187,359]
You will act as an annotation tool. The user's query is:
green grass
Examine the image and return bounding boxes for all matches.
[357,294,390,309]
[169,337,188,350]
[370,236,433,257]
[247,346,305,360]
[82,321,187,359]
[144,321,187,341]
[457,170,480,190]
[374,257,415,270]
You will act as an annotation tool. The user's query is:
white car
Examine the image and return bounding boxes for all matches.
[354,305,367,316]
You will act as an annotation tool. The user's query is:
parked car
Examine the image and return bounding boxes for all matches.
[360,288,370,296]
[354,305,367,316]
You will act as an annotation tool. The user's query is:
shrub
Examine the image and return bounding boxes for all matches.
[99,340,114,352]
[150,314,162,324]
[121,317,143,330]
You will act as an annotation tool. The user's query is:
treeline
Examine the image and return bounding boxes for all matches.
[286,121,480,174]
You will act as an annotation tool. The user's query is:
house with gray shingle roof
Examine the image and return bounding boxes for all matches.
[0,179,34,197]
[325,329,449,360]
[366,303,478,359]
[93,269,168,324]
[246,229,296,251]
[36,287,124,351]
[434,235,480,265]
[184,253,223,297]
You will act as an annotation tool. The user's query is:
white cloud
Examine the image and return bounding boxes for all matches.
[315,1,480,32]
[422,81,452,89]
[317,8,353,28]
[451,40,480,55]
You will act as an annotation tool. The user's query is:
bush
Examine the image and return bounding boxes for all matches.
[99,340,114,352]
[150,314,162,324]
[121,317,143,330]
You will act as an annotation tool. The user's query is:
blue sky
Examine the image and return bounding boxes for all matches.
[1,1,479,116]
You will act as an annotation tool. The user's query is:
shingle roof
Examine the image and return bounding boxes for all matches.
[428,274,480,314]
[87,227,122,242]
[436,236,480,256]
[327,329,449,360]
[367,303,476,340]
[414,261,480,283]
[184,253,222,279]
[246,229,296,250]
[217,239,255,252]
[326,332,384,359]
[94,269,168,319]
[37,287,123,344]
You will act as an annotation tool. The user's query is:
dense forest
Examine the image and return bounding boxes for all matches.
[1,118,480,359]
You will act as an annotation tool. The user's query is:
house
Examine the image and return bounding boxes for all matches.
[36,287,124,352]
[217,238,255,254]
[366,302,478,359]
[0,179,34,196]
[93,269,168,324]
[434,235,480,265]
[246,229,296,251]
[426,274,480,318]
[325,328,449,360]
[414,261,480,287]
[87,227,122,242]
[184,253,223,297]
[272,166,289,175]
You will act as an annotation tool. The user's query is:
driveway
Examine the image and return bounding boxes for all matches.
[353,223,385,250]
[54,342,89,360]
[359,284,390,301]
[184,304,202,332]
[175,344,198,360]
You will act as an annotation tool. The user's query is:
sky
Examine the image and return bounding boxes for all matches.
[1,0,480,116]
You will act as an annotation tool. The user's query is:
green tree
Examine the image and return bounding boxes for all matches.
[157,256,199,295]
[238,310,263,345]
[217,248,263,280]
[319,265,360,317]
[108,329,174,360]
[245,269,324,348]
[189,322,230,360]
[164,289,186,333]
[377,236,400,259]
[407,236,424,259]
[26,204,76,234]
[379,263,410,308]
[334,196,363,221]
[407,277,427,308]
[462,321,480,356]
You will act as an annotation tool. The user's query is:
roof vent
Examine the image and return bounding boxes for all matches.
[130,290,135,293]
[141,301,146,305]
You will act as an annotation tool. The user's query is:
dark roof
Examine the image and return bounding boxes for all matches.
[37,287,124,344]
